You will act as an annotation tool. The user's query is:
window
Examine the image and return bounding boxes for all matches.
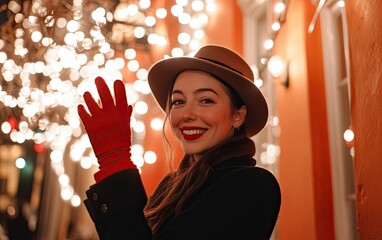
[320,1,358,239]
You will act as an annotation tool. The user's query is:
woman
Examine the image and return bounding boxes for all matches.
[78,45,281,239]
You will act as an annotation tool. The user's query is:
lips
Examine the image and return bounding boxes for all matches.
[181,126,207,141]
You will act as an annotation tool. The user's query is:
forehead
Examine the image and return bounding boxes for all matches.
[173,70,227,91]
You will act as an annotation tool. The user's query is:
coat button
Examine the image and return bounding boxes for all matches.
[100,204,108,213]
[92,193,98,201]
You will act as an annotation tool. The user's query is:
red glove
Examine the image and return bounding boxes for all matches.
[78,76,136,182]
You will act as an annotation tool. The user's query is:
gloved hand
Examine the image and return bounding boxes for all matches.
[78,76,136,182]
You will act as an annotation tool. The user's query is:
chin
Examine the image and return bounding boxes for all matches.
[182,146,203,156]
[182,144,212,156]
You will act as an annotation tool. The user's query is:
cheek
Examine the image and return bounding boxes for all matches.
[210,107,233,122]
[204,110,233,126]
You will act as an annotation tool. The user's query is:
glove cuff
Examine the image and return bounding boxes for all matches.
[94,141,131,159]
[94,158,136,182]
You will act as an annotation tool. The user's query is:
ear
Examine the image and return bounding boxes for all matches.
[233,106,247,128]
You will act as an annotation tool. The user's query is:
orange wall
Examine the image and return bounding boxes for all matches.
[274,0,335,239]
[204,0,243,53]
[274,0,316,238]
[346,0,382,238]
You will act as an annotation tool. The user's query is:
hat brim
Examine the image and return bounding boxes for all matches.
[148,57,268,137]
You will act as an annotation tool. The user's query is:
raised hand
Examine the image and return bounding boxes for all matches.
[78,76,136,182]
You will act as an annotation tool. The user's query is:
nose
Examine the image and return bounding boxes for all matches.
[181,102,197,121]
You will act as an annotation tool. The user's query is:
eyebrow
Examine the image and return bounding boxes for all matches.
[172,88,219,96]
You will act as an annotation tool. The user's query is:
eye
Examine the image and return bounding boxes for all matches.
[171,99,184,106]
[200,98,215,104]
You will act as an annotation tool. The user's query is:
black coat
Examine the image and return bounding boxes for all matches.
[84,156,281,240]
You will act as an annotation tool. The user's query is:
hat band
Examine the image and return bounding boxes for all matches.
[198,57,244,76]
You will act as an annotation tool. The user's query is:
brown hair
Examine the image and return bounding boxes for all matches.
[144,73,246,233]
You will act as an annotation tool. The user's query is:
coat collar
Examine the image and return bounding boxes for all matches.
[178,134,256,173]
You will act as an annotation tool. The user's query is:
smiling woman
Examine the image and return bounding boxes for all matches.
[169,70,246,158]
[78,45,281,239]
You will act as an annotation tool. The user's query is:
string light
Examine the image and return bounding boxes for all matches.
[343,129,354,143]
[254,0,289,169]
[15,157,27,169]
[337,0,345,8]
[344,125,354,158]
[144,151,157,164]
[150,118,164,131]
[0,0,216,206]
[258,0,288,72]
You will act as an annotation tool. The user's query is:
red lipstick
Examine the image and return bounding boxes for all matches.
[181,126,206,141]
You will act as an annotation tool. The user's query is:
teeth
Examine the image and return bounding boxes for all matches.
[182,129,205,135]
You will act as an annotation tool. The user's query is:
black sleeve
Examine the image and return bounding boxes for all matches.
[84,169,152,240]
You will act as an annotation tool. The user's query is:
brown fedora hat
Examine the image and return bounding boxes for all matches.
[147,45,268,137]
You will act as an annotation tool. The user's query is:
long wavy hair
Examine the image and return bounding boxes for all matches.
[144,73,246,233]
